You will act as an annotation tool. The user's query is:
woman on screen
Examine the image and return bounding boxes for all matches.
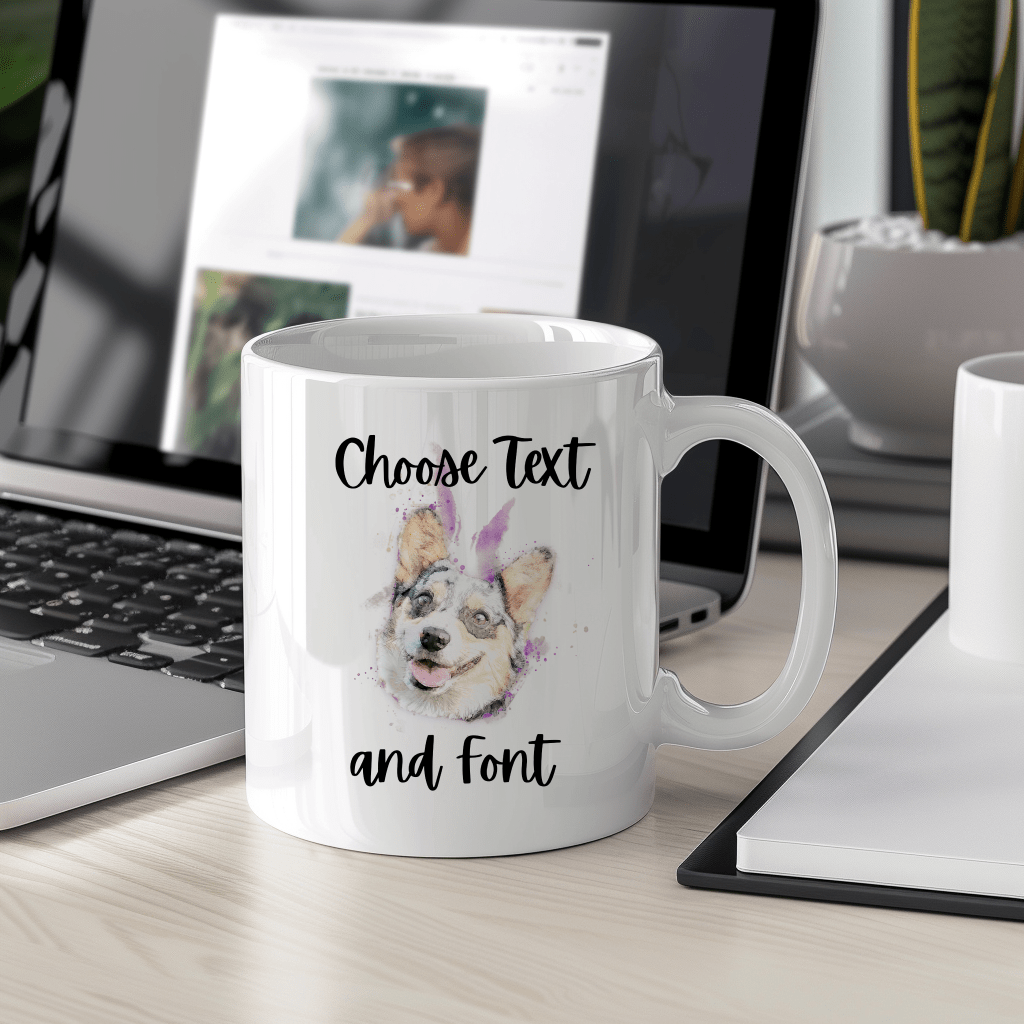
[339,125,480,256]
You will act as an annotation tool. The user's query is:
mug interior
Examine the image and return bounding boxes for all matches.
[962,352,1024,387]
[250,313,657,379]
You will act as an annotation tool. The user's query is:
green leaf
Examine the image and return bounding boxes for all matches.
[910,0,996,235]
[0,1,60,112]
[961,0,1018,240]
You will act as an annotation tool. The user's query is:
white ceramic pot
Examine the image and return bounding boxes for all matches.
[796,218,1024,459]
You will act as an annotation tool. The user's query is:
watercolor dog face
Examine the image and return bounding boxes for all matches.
[377,508,554,721]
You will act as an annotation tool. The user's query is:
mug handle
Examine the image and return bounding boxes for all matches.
[641,394,837,750]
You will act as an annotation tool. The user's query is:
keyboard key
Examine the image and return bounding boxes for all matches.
[95,561,163,586]
[217,670,244,692]
[0,552,40,571]
[15,568,82,594]
[207,634,244,657]
[11,510,62,530]
[213,548,243,567]
[63,580,131,607]
[0,587,49,610]
[0,606,63,640]
[146,577,206,599]
[207,582,242,611]
[15,534,70,557]
[108,648,173,670]
[161,656,234,681]
[164,539,216,558]
[117,592,186,616]
[38,625,142,657]
[197,650,243,671]
[165,563,234,586]
[110,529,164,551]
[47,550,117,575]
[170,603,234,628]
[117,550,189,569]
[0,521,51,544]
[60,520,112,542]
[30,598,92,622]
[145,621,217,646]
[66,542,123,559]
[94,608,160,633]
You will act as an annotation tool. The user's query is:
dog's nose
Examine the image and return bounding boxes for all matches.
[420,627,450,652]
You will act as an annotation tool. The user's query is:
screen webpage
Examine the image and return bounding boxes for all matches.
[18,0,775,535]
[160,15,610,460]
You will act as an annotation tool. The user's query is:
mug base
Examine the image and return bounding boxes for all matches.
[245,789,655,858]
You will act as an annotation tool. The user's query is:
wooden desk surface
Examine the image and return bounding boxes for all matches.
[4,553,1021,1024]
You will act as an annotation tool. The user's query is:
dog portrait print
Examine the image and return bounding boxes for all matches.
[376,507,554,721]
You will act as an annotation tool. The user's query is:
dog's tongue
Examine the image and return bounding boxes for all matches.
[410,660,452,688]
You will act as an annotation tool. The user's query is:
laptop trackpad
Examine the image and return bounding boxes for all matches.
[0,641,55,675]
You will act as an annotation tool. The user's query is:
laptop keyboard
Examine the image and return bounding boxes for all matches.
[0,502,243,692]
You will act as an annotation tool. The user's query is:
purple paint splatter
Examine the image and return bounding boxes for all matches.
[472,498,515,581]
[436,483,461,543]
[523,636,550,665]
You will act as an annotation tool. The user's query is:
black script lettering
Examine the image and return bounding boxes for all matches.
[350,735,442,789]
[538,446,566,487]
[336,437,366,488]
[460,449,486,484]
[502,747,530,782]
[350,749,375,785]
[336,434,395,488]
[363,435,392,486]
[566,437,595,490]
[492,435,532,490]
[438,450,461,487]
[407,734,443,791]
[459,734,486,782]
[524,449,544,484]
[459,734,560,786]
[528,733,561,787]
[416,457,435,485]
[335,435,487,489]
[393,458,412,485]
[492,435,592,490]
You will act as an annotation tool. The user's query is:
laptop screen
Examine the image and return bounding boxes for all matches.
[160,15,617,459]
[4,0,813,590]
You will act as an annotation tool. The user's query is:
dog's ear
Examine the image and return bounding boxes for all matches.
[396,508,448,585]
[501,548,554,625]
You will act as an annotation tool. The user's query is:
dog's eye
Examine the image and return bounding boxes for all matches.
[473,611,488,624]
[412,593,432,614]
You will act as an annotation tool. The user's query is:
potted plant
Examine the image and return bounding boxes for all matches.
[797,0,1024,459]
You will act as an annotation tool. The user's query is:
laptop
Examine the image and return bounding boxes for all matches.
[0,0,818,829]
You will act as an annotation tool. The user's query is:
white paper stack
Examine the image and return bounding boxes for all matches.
[738,612,1024,900]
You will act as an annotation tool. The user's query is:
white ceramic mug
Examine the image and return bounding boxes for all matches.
[241,314,837,856]
[950,353,1024,663]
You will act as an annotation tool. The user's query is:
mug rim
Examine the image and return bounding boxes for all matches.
[243,313,661,385]
[960,352,1024,388]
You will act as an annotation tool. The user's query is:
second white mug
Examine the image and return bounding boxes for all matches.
[950,352,1024,663]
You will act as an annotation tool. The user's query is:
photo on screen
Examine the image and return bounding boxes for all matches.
[173,269,350,462]
[293,79,486,257]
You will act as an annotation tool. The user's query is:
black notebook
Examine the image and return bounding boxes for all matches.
[679,590,1024,921]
